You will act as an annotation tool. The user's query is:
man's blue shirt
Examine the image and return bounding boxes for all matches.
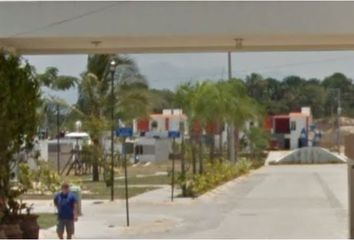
[54,192,77,220]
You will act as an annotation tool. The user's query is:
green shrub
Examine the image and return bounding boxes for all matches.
[179,158,255,197]
[18,160,62,195]
[236,158,253,175]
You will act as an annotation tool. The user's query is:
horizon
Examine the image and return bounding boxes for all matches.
[25,51,354,104]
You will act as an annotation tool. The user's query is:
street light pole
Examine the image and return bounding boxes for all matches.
[110,59,116,201]
[56,103,60,174]
[227,52,235,163]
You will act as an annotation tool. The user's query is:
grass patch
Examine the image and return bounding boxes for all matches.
[76,174,170,185]
[22,186,158,200]
[69,160,172,182]
[22,161,172,200]
[81,184,158,199]
[37,213,57,229]
[126,161,172,176]
[114,175,170,185]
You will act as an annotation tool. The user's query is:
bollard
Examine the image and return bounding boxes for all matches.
[70,185,82,216]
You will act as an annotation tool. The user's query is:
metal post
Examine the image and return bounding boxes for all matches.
[56,104,60,174]
[171,137,176,201]
[180,123,186,197]
[349,158,354,239]
[228,52,232,80]
[227,52,235,163]
[110,65,115,201]
[123,137,130,226]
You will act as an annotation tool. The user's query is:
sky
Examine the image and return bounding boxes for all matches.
[24,51,354,104]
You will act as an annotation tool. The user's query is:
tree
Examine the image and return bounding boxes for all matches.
[322,72,352,90]
[221,79,262,163]
[175,82,198,175]
[35,66,79,138]
[192,81,221,171]
[0,52,41,200]
[175,79,261,172]
[282,75,306,89]
[37,67,78,91]
[322,73,354,117]
[244,73,340,118]
[149,89,176,113]
[245,73,266,100]
[297,84,326,118]
[75,54,152,181]
[243,127,270,160]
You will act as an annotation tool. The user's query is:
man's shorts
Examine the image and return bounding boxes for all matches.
[57,218,75,235]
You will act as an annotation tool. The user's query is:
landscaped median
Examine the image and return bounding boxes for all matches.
[22,174,170,200]
[178,158,263,197]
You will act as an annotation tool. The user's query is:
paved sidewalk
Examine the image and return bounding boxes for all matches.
[38,164,348,238]
[38,186,186,239]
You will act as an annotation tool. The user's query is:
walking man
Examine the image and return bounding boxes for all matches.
[54,183,78,239]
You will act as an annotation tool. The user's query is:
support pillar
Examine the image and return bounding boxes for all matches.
[345,134,354,239]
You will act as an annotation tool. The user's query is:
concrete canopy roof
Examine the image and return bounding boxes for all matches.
[2,1,354,54]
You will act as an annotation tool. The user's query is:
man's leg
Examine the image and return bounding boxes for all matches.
[56,219,65,239]
[65,220,75,239]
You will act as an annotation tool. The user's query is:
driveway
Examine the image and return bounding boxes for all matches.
[39,164,348,239]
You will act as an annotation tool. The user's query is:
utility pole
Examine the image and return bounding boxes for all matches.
[337,89,342,153]
[110,60,116,201]
[56,104,60,174]
[228,52,236,163]
[228,52,232,81]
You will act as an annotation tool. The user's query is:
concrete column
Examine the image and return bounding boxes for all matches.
[345,134,354,239]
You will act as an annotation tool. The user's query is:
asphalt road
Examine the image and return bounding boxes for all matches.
[39,164,349,239]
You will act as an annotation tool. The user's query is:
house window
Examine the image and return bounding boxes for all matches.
[290,121,296,131]
[151,121,158,130]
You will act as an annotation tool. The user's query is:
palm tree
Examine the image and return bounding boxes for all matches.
[36,66,78,138]
[76,54,152,181]
[176,80,227,173]
[176,79,262,179]
[175,82,198,174]
[221,79,261,163]
[192,81,222,166]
